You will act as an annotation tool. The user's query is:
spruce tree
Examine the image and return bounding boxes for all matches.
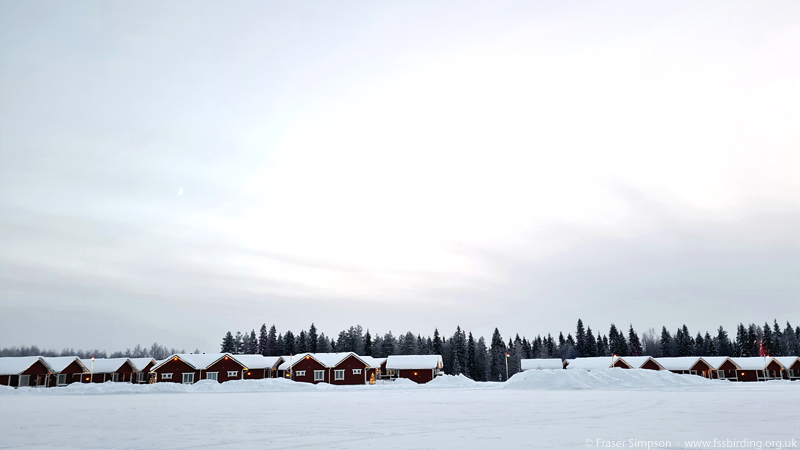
[248,330,258,354]
[432,329,443,356]
[382,332,396,356]
[575,319,587,358]
[363,330,372,356]
[762,322,774,356]
[258,324,268,356]
[467,332,479,380]
[694,332,705,356]
[297,330,308,353]
[476,336,489,381]
[234,331,244,354]
[267,325,278,356]
[772,320,783,357]
[586,327,598,357]
[277,333,285,355]
[660,327,672,357]
[284,330,295,355]
[628,325,643,356]
[489,328,506,382]
[221,331,235,353]
[716,326,731,356]
[609,324,627,356]
[309,324,318,353]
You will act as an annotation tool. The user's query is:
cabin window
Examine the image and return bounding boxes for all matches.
[295,370,306,376]
[161,373,173,380]
[353,369,362,375]
[314,370,324,381]
[227,371,238,377]
[57,374,67,385]
[206,372,218,381]
[18,375,29,387]
[182,373,194,384]
[334,370,345,380]
[112,373,120,382]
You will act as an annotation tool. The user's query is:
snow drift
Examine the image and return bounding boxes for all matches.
[504,367,728,391]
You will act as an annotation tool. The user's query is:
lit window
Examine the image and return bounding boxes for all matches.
[334,370,345,380]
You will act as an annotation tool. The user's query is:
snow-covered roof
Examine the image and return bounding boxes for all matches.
[360,356,387,368]
[701,357,734,370]
[152,353,232,371]
[81,358,133,373]
[42,356,87,373]
[231,355,283,370]
[770,356,800,369]
[730,357,769,370]
[0,356,51,375]
[128,358,155,371]
[565,357,615,370]
[520,358,563,370]
[614,356,663,370]
[385,355,443,370]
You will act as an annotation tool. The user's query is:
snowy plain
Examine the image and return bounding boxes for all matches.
[1,369,798,449]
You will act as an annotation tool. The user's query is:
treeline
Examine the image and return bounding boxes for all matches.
[0,343,193,360]
[221,319,800,381]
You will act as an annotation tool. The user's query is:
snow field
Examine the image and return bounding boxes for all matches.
[1,370,798,449]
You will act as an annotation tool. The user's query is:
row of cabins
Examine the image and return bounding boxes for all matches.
[521,356,800,382]
[0,353,445,388]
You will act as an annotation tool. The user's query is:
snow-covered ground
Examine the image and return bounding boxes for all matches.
[1,370,798,449]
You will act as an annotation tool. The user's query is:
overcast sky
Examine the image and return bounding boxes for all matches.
[1,0,798,353]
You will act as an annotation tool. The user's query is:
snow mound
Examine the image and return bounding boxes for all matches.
[420,374,481,388]
[504,368,728,391]
[0,378,329,396]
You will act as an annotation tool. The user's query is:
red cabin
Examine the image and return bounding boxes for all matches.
[0,357,53,388]
[385,355,444,384]
[43,357,88,386]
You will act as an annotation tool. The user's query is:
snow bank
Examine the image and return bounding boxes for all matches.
[420,374,482,389]
[504,368,728,391]
[0,378,330,396]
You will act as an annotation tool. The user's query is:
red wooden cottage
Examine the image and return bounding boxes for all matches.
[326,353,371,385]
[655,357,714,377]
[151,353,231,384]
[385,355,444,384]
[611,356,663,370]
[230,355,284,380]
[129,358,156,383]
[285,353,330,384]
[702,357,739,380]
[769,356,800,380]
[82,358,137,383]
[730,357,769,382]
[361,356,387,383]
[0,356,54,387]
[42,356,88,386]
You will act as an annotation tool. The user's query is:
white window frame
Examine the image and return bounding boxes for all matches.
[334,370,345,380]
[137,372,147,382]
[352,368,362,375]
[161,373,173,380]
[294,370,306,377]
[18,375,29,387]
[57,374,67,385]
[182,373,194,384]
[227,370,238,377]
[205,372,218,381]
[314,370,325,381]
[112,373,120,382]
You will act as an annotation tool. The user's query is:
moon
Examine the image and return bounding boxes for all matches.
[178,188,183,195]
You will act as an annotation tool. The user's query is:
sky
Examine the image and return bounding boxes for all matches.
[1,0,798,353]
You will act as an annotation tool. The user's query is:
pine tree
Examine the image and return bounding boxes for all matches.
[308,324,318,353]
[596,332,608,357]
[267,325,278,356]
[234,331,244,354]
[432,329,443,356]
[575,319,587,358]
[277,333,285,355]
[382,332,396,356]
[716,326,731,356]
[467,332,479,380]
[660,327,672,357]
[285,331,295,355]
[586,327,598,357]
[489,328,506,382]
[694,332,705,356]
[706,332,717,356]
[248,330,258,354]
[772,320,783,357]
[628,325,643,356]
[363,329,372,356]
[258,324,268,356]
[297,330,308,353]
[450,326,467,375]
[609,324,627,357]
[476,336,489,381]
[762,322,774,356]
[221,331,235,353]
